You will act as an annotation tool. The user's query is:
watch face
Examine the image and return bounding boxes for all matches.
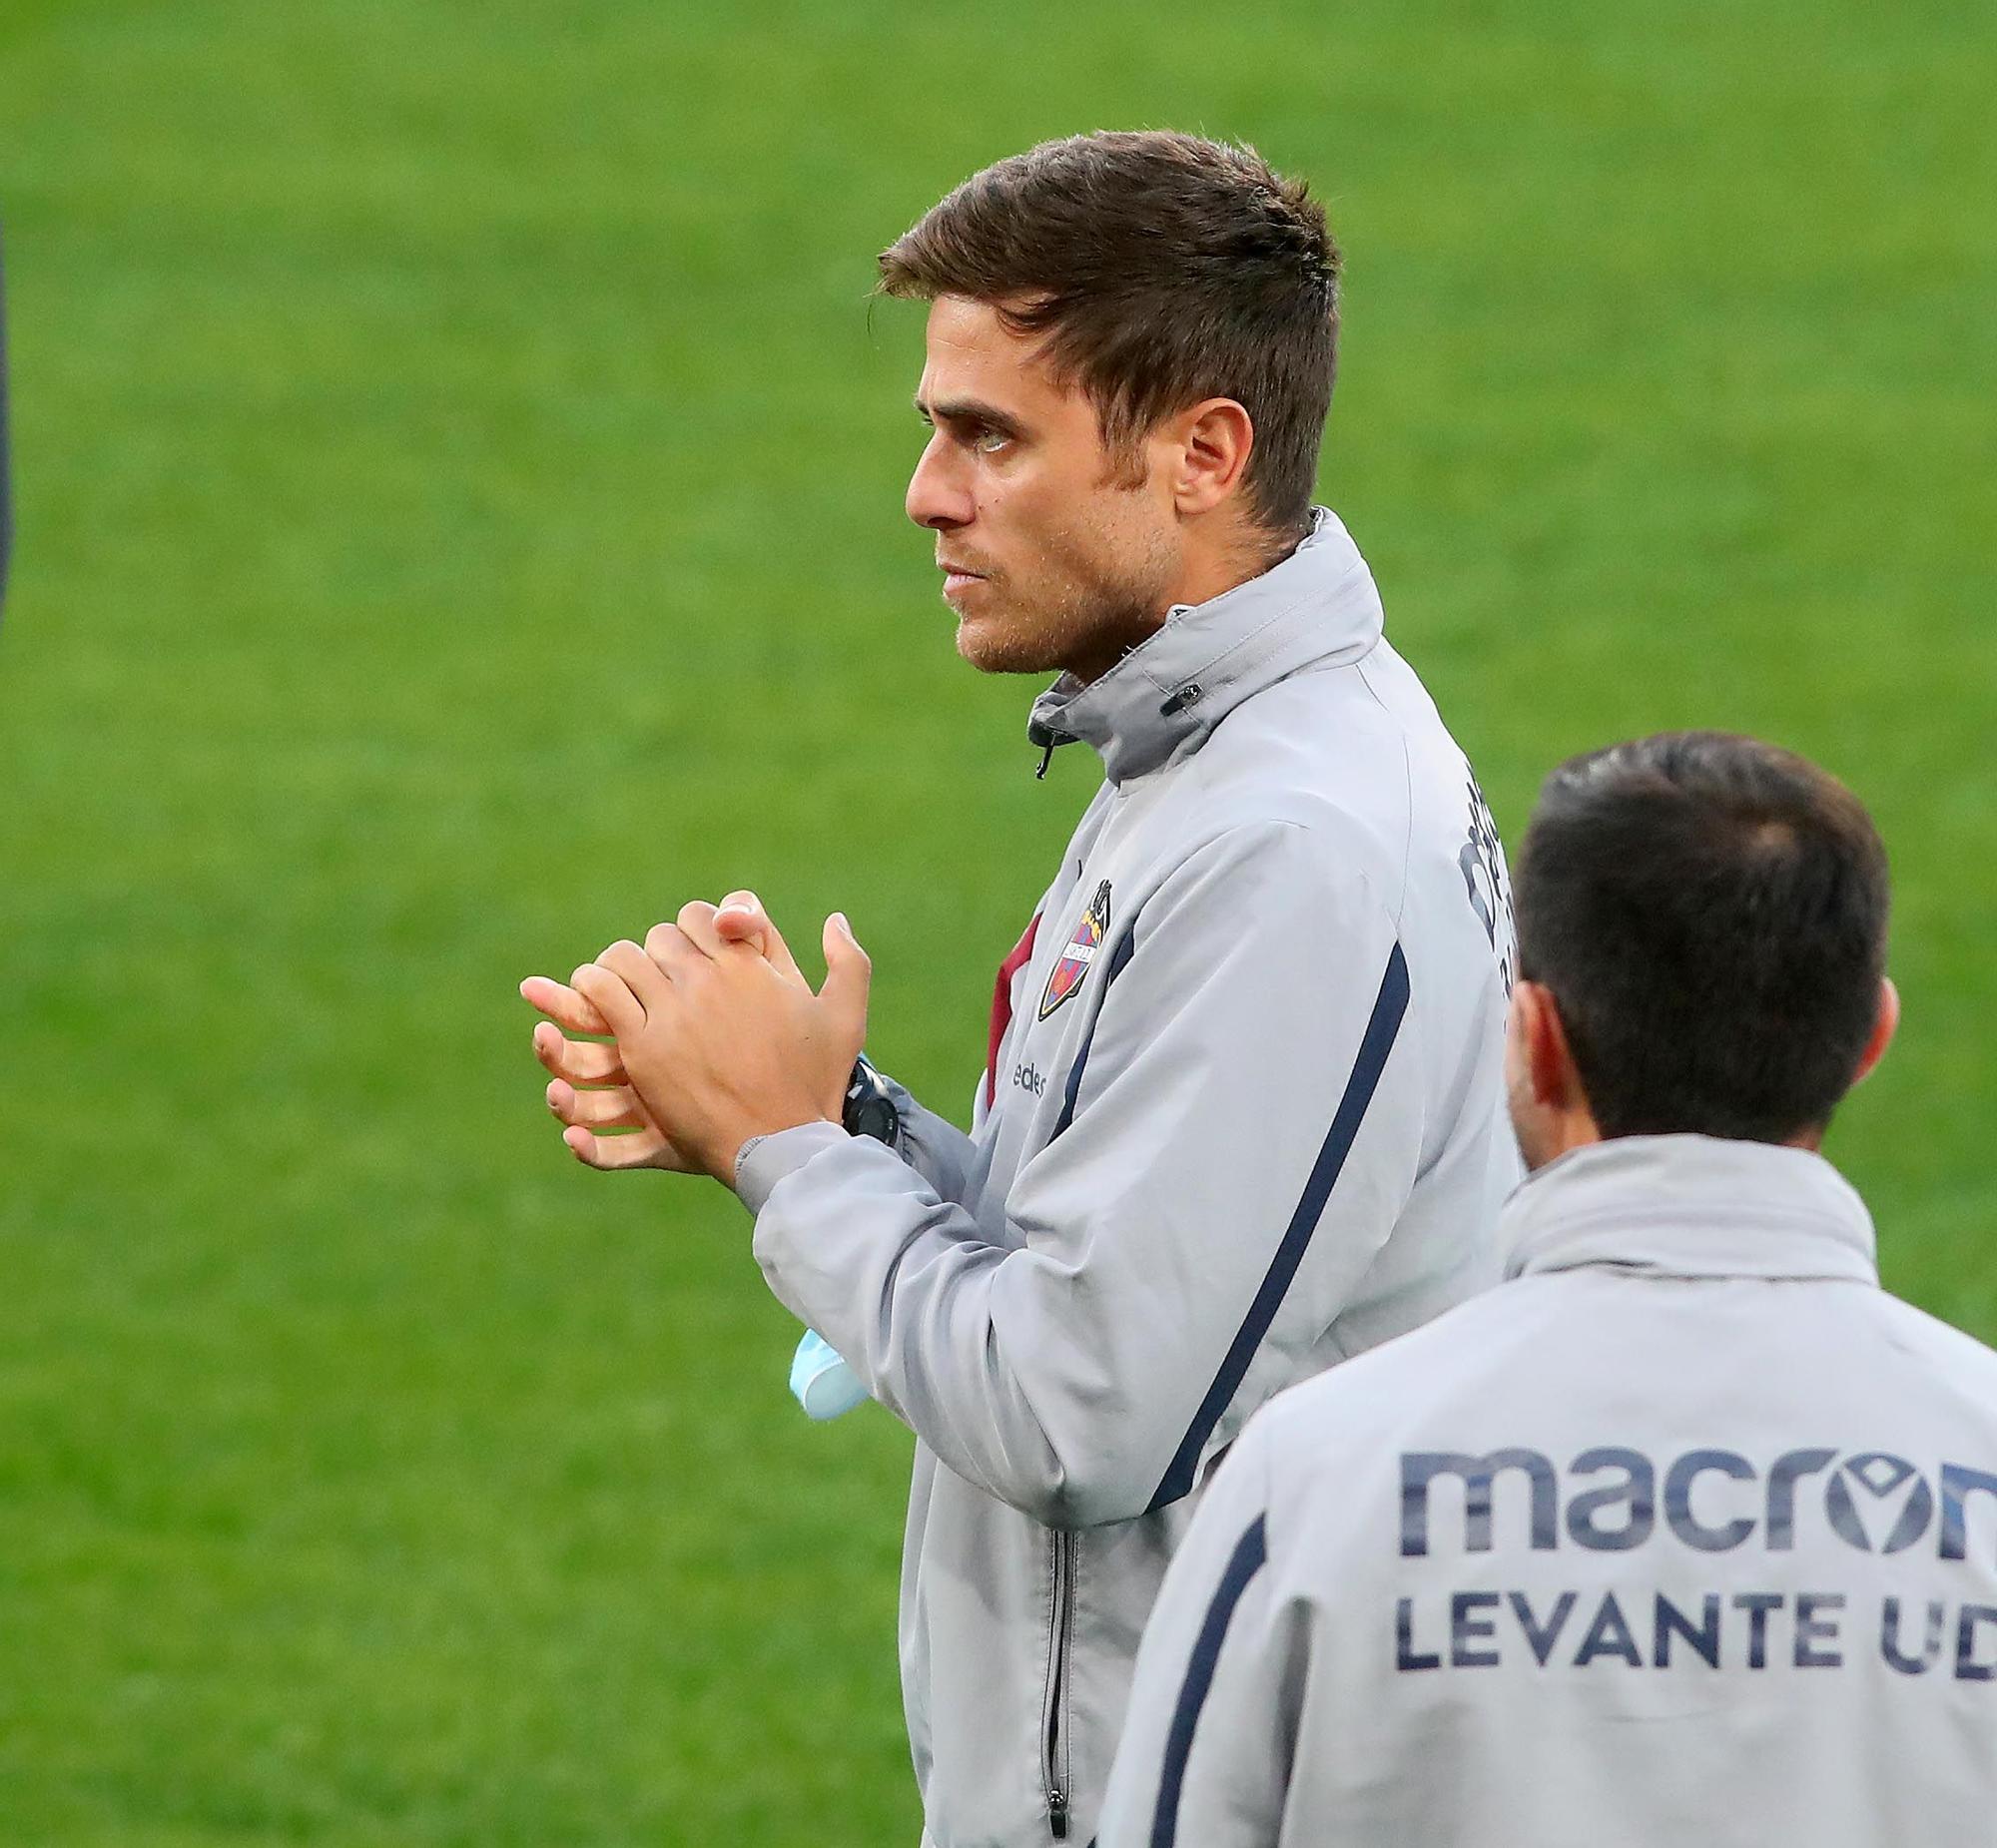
[851,1095,899,1145]
[845,1062,900,1144]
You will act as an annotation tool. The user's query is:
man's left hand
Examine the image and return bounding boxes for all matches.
[571,911,872,1186]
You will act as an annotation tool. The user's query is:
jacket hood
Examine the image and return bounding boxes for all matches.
[1026,505,1384,786]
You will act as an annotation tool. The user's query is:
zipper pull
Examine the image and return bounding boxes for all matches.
[1049,1785,1069,1839]
[1026,711,1064,780]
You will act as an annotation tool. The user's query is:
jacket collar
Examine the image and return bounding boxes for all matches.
[1025,506,1384,786]
[1502,1134,1878,1286]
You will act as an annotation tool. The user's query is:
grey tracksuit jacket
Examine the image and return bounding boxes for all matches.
[1101,1135,1997,1848]
[737,509,1520,1846]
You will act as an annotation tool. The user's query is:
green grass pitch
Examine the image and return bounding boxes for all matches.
[0,1,1992,1840]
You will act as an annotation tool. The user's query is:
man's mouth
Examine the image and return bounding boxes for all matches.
[939,561,990,597]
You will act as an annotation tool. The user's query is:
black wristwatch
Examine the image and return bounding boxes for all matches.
[843,1054,901,1145]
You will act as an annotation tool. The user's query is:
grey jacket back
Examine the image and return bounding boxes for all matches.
[1102,1136,1997,1847]
[738,510,1519,1845]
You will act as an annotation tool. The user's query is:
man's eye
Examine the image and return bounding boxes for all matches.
[973,427,1009,453]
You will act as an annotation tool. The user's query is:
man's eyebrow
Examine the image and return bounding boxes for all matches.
[914,395,1026,437]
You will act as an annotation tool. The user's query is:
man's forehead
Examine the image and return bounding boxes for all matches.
[924,293,1031,350]
[918,296,1062,404]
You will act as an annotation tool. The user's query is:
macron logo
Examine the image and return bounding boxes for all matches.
[1399,1448,1997,1561]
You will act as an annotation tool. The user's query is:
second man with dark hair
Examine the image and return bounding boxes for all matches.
[524,132,1519,1846]
[1099,732,1997,1848]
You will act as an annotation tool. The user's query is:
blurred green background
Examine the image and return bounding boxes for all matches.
[1,0,1992,1840]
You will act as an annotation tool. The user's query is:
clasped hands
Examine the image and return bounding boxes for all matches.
[520,893,870,1187]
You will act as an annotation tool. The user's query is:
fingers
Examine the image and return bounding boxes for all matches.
[519,974,612,1035]
[672,902,727,958]
[573,954,649,1035]
[717,890,805,983]
[598,938,679,1010]
[546,1077,644,1129]
[562,1123,693,1173]
[533,1020,625,1084]
[640,922,708,981]
[819,912,873,1048]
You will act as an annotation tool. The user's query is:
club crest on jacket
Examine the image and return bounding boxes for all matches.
[1039,881,1111,1020]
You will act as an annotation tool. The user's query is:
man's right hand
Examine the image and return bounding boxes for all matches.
[521,893,806,1173]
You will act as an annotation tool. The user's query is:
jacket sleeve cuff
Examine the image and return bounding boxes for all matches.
[734,1119,852,1215]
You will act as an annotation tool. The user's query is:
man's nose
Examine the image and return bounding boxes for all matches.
[906,434,973,530]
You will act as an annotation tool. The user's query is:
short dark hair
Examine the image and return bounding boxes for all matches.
[879,131,1339,538]
[1515,732,1891,1144]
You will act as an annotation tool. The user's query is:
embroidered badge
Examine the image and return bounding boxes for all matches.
[1039,880,1111,1020]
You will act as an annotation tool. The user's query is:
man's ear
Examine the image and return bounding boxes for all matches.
[1163,397,1254,516]
[1850,976,1900,1088]
[1513,980,1583,1111]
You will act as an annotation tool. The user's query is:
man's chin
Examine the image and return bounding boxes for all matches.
[954,611,1057,677]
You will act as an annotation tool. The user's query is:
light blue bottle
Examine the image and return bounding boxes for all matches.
[789,1329,867,1420]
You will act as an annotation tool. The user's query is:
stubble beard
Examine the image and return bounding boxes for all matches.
[953,529,1177,683]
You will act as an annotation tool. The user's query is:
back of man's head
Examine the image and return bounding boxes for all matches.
[880,131,1339,540]
[1514,731,1891,1147]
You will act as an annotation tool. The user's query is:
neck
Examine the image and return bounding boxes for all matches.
[1062,519,1305,685]
[1174,519,1304,610]
[1545,1123,1830,1169]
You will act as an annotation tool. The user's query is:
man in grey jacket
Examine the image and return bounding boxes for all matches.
[1100,732,1997,1847]
[526,132,1518,1846]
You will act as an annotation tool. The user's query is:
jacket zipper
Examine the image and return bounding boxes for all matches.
[1042,1529,1076,1839]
